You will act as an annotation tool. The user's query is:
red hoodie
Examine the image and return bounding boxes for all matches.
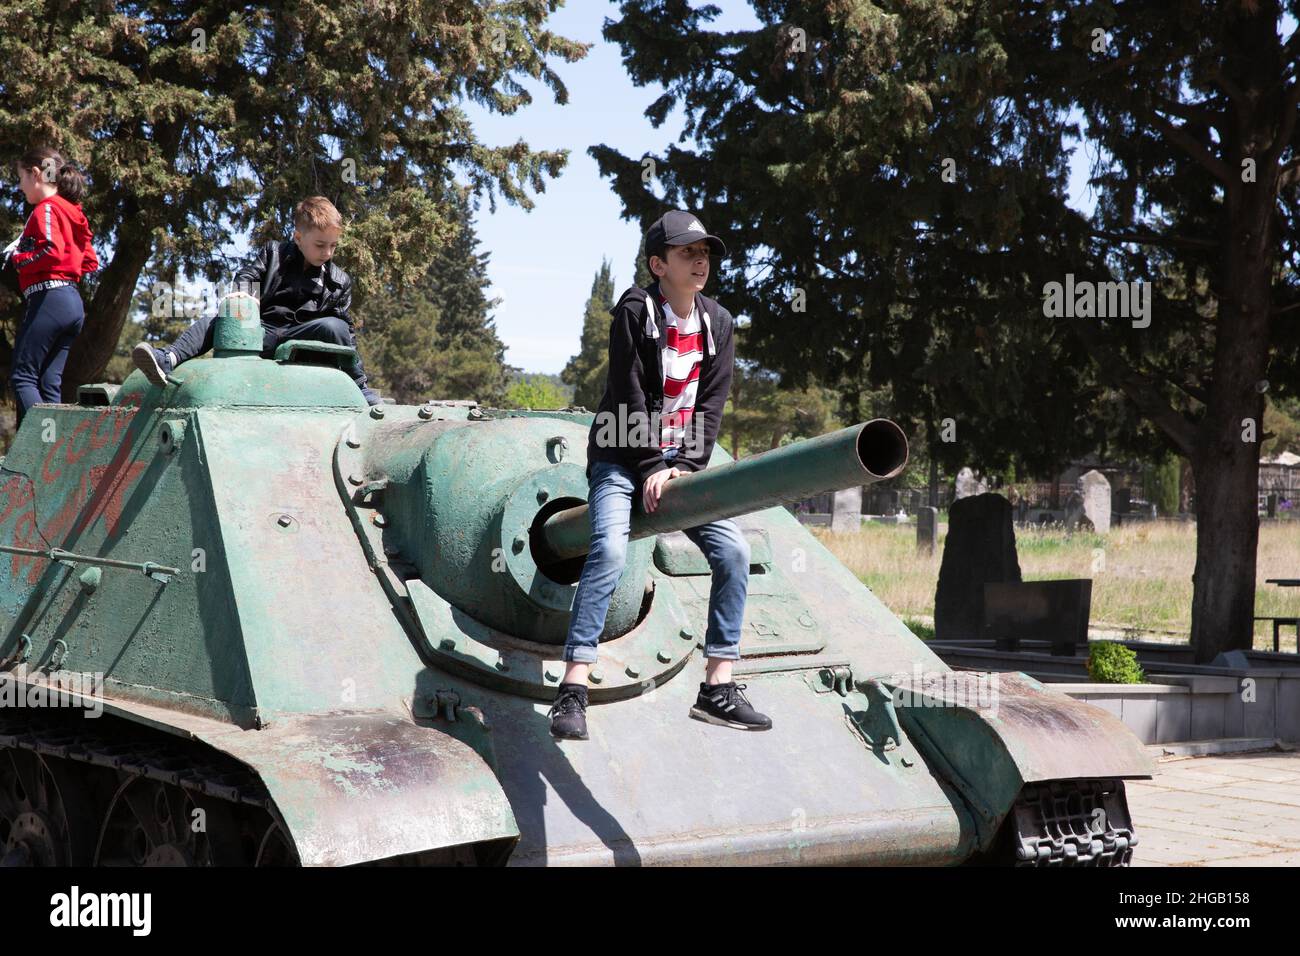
[12,193,98,292]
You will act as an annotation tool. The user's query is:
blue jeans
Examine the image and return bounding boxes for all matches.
[564,458,750,663]
[12,285,84,425]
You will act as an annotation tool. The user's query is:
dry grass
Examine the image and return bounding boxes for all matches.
[813,519,1300,652]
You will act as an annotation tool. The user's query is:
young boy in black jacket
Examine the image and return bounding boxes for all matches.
[549,210,771,740]
[131,195,380,405]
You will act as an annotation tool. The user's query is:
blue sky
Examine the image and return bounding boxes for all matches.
[462,1,1100,375]
[459,1,762,374]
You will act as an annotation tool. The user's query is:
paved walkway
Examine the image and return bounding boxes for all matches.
[1128,748,1300,866]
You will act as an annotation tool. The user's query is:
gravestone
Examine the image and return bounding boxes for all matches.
[830,486,863,532]
[984,579,1093,656]
[934,493,1022,642]
[917,506,938,554]
[1079,469,1111,534]
[1268,492,1278,518]
[954,467,984,499]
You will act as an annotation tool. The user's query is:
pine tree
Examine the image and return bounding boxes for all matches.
[561,260,615,410]
[633,235,653,288]
[353,189,508,404]
[0,2,587,401]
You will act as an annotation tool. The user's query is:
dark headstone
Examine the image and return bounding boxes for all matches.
[917,506,938,554]
[983,579,1092,655]
[1268,492,1278,519]
[934,493,1022,642]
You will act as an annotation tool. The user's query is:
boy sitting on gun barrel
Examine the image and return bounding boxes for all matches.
[549,210,771,740]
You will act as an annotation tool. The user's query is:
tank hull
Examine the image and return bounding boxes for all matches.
[0,352,1153,866]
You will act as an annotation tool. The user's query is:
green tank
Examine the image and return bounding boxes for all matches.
[0,298,1153,866]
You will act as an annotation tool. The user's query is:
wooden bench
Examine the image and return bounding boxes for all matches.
[1252,616,1300,653]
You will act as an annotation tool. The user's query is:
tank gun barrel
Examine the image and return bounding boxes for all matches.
[537,419,908,563]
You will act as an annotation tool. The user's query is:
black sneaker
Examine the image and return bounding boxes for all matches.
[690,681,772,731]
[132,342,173,387]
[549,683,589,740]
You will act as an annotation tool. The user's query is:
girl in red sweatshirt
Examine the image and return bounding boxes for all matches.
[5,146,98,424]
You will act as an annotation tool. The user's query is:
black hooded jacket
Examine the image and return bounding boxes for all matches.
[585,280,735,485]
[233,241,353,327]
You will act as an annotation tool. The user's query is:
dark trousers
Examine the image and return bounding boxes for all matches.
[167,313,372,393]
[12,285,84,426]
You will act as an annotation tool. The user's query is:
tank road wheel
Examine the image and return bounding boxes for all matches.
[254,819,299,866]
[0,749,97,866]
[93,776,249,866]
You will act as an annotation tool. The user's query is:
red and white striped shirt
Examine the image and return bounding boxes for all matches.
[659,295,703,449]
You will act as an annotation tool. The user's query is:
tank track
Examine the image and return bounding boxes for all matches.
[0,711,274,808]
[1008,778,1137,866]
[0,708,504,866]
[0,707,292,866]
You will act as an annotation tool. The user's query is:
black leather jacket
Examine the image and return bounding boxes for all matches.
[233,240,353,326]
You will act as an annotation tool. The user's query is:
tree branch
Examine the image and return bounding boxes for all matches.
[1067,51,1145,88]
[1139,106,1233,183]
[1265,79,1300,173]
[1070,317,1199,456]
[1280,159,1300,189]
[1153,96,1224,130]
[1089,229,1218,250]
[1207,65,1249,109]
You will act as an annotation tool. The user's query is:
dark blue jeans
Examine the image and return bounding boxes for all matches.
[12,284,84,425]
[562,458,750,664]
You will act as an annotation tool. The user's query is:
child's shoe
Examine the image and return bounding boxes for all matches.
[549,683,589,740]
[132,343,174,387]
[690,681,772,731]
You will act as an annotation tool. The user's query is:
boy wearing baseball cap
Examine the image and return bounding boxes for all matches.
[549,210,771,739]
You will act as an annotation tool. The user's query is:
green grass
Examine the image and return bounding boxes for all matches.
[902,618,935,641]
[814,519,1300,651]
